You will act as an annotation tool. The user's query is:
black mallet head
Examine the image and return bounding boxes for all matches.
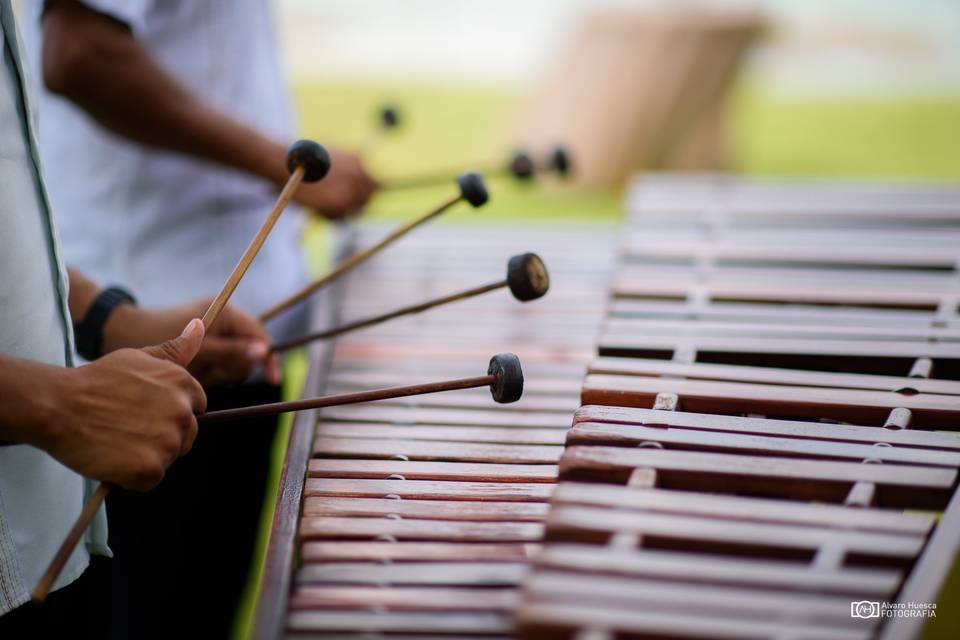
[488,353,524,404]
[550,146,571,178]
[457,172,489,208]
[506,253,550,301]
[508,150,536,180]
[287,140,331,183]
[380,105,400,129]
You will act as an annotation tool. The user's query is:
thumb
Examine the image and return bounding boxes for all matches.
[143,318,205,366]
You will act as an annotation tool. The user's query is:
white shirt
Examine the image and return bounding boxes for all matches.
[24,0,310,340]
[0,1,108,615]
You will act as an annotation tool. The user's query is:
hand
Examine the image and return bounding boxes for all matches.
[292,146,378,219]
[102,298,281,386]
[44,320,207,491]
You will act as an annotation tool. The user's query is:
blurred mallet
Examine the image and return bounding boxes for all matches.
[260,172,489,322]
[271,253,550,352]
[548,145,572,179]
[360,103,401,156]
[32,140,332,603]
[199,353,524,424]
[382,146,572,191]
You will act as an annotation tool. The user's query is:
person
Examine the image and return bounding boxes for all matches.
[0,1,277,636]
[25,1,377,636]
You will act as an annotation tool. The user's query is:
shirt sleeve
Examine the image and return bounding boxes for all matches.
[75,0,153,36]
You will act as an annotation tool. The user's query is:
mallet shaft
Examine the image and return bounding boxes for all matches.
[383,165,507,191]
[272,279,506,352]
[204,166,304,327]
[35,166,308,603]
[198,374,495,424]
[31,483,110,602]
[259,193,462,322]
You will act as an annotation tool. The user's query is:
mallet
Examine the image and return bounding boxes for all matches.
[32,140,332,603]
[548,145,572,179]
[271,253,550,352]
[259,172,489,323]
[360,103,401,156]
[199,353,524,424]
[382,146,572,191]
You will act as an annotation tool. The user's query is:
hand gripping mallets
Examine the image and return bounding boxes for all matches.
[271,253,550,352]
[198,353,524,424]
[32,140,331,603]
[259,172,489,323]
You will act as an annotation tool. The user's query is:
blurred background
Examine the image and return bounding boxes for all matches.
[279,0,960,229]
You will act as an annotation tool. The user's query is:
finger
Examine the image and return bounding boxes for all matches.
[217,305,271,342]
[180,415,198,456]
[197,337,266,383]
[178,373,207,416]
[143,318,205,366]
[264,352,282,386]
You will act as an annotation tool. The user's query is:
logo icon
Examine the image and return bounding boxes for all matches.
[851,601,881,618]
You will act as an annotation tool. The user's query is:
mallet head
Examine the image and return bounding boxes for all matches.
[457,172,489,208]
[506,253,550,301]
[550,146,571,178]
[488,353,524,404]
[380,105,400,129]
[508,150,535,180]
[287,140,332,183]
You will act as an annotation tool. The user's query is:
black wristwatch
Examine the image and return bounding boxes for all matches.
[73,286,137,360]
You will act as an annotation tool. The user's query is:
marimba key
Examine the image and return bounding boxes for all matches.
[303,497,549,521]
[302,541,541,563]
[550,483,935,535]
[587,356,960,395]
[533,545,904,598]
[297,562,528,587]
[290,585,518,611]
[307,459,557,482]
[300,517,545,542]
[312,436,563,464]
[574,405,960,451]
[305,478,554,501]
[567,422,960,466]
[287,610,513,635]
[559,446,956,509]
[580,373,960,426]
[318,405,571,428]
[315,424,568,446]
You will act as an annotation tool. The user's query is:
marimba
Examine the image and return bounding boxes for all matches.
[254,175,960,639]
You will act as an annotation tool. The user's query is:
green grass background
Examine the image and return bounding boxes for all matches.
[232,78,960,638]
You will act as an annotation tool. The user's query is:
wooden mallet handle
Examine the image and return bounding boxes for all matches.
[198,353,524,424]
[30,483,110,601]
[32,140,331,603]
[259,172,489,323]
[270,253,550,352]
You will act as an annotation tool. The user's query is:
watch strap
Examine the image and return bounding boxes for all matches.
[73,286,137,360]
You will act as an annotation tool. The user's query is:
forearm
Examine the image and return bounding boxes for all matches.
[66,266,102,323]
[67,267,158,356]
[0,354,62,448]
[42,0,288,185]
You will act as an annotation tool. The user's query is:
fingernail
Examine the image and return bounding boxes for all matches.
[247,342,268,359]
[182,318,203,337]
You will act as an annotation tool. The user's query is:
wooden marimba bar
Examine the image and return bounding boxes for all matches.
[254,222,615,638]
[517,175,960,640]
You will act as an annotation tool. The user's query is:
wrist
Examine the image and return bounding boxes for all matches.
[100,302,145,354]
[8,361,73,450]
[74,285,138,359]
